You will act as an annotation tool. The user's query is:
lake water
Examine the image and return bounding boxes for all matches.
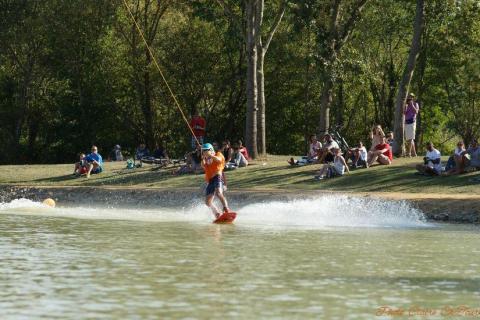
[1,197,479,319]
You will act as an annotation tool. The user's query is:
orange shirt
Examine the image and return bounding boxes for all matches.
[203,151,225,181]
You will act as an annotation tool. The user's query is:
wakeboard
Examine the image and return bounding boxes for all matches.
[213,211,237,224]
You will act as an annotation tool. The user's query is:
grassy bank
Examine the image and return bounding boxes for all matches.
[0,156,479,195]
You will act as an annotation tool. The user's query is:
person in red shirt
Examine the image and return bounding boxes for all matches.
[238,139,250,160]
[367,137,392,166]
[190,113,206,149]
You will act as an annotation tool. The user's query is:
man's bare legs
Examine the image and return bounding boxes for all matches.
[206,194,221,218]
[86,162,100,178]
[406,139,417,157]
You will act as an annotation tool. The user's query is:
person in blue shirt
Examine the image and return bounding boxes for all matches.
[85,145,103,178]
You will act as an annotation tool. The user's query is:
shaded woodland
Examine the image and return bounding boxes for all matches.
[0,0,478,163]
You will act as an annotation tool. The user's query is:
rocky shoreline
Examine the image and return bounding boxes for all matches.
[0,185,479,223]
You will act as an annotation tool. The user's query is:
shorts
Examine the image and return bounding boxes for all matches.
[405,122,416,141]
[327,166,342,178]
[91,166,103,174]
[324,153,334,163]
[205,175,223,196]
[355,159,367,167]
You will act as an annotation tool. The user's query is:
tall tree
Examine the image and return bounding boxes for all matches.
[392,0,425,155]
[117,0,169,150]
[314,0,368,135]
[245,0,258,158]
[255,0,286,156]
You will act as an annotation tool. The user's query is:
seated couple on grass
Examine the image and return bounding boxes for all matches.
[174,145,204,175]
[289,134,338,166]
[222,140,249,170]
[314,147,349,180]
[136,142,169,166]
[444,139,480,176]
[73,145,103,178]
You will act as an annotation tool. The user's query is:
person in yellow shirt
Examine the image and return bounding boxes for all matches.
[201,143,230,218]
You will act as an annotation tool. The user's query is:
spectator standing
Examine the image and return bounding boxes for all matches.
[404,93,419,157]
[190,113,206,149]
[416,142,442,176]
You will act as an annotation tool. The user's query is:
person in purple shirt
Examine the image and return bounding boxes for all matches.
[404,93,419,157]
[85,145,103,178]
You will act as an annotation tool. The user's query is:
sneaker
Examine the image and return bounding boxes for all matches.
[314,175,324,180]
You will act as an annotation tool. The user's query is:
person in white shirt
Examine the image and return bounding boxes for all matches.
[315,148,350,180]
[346,141,369,168]
[288,134,323,166]
[317,134,340,163]
[445,141,465,174]
[416,142,442,176]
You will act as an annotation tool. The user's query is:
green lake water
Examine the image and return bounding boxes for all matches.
[0,198,479,319]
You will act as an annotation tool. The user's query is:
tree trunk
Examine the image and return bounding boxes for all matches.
[245,0,258,159]
[335,79,344,126]
[392,0,425,156]
[319,77,333,135]
[256,49,266,156]
[143,47,155,150]
[255,0,265,157]
[255,0,285,157]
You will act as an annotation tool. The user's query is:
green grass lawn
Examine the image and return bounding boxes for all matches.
[0,156,479,194]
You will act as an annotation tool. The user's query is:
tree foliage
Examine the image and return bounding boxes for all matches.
[0,0,478,164]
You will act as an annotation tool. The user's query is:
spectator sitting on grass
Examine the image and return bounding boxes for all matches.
[314,148,349,180]
[108,145,123,162]
[238,140,250,160]
[135,143,150,160]
[370,125,385,151]
[386,132,394,148]
[346,141,368,169]
[416,142,442,176]
[173,145,203,175]
[221,140,233,163]
[226,143,248,170]
[73,153,87,176]
[288,134,322,166]
[317,134,340,164]
[464,139,480,172]
[85,145,103,178]
[447,139,480,175]
[153,143,169,160]
[445,141,465,174]
[367,137,392,166]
